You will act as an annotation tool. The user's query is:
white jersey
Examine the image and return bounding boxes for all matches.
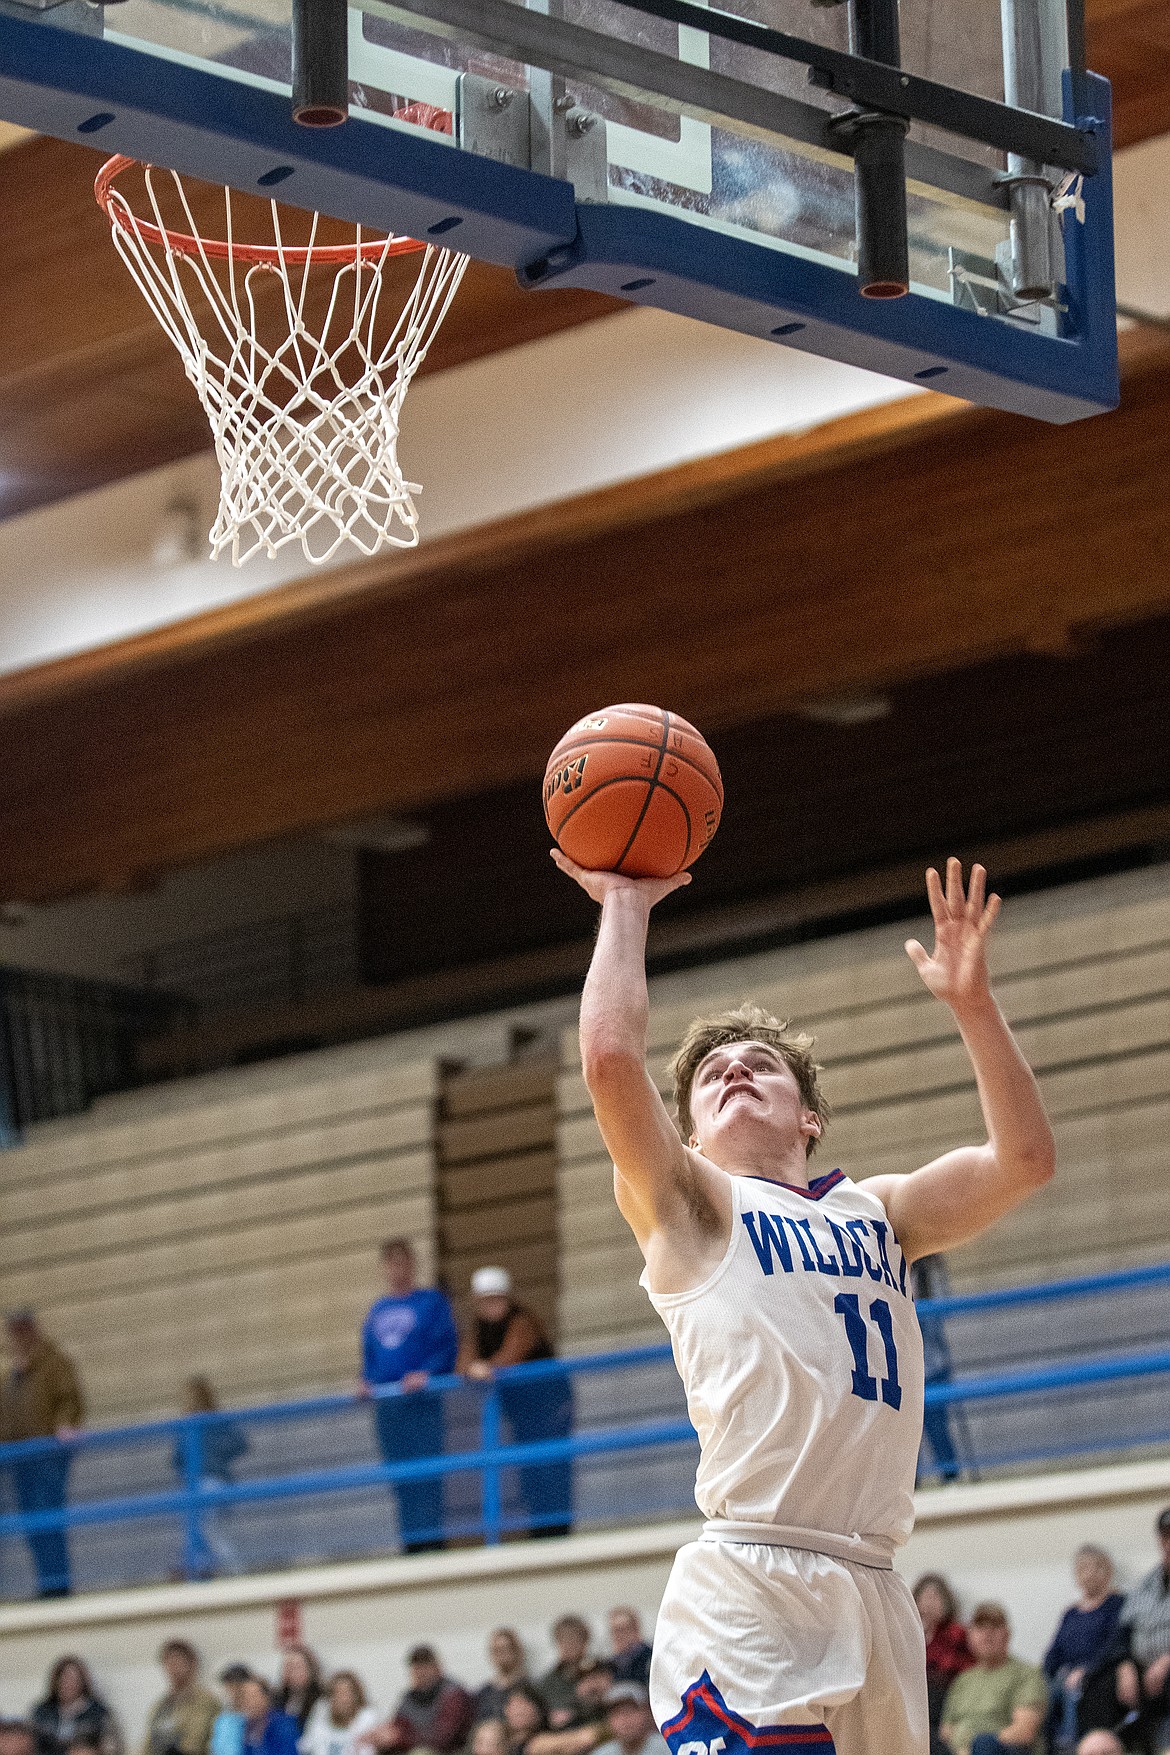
[641,1168,924,1556]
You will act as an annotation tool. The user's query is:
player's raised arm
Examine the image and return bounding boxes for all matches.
[552,851,725,1254]
[868,858,1056,1262]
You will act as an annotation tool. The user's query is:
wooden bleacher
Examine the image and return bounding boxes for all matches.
[0,1039,439,1421]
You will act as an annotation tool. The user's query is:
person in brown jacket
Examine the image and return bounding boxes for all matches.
[141,1643,219,1755]
[456,1269,573,1539]
[1,1310,84,1597]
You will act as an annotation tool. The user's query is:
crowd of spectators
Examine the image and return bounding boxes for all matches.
[1,1241,569,1593]
[5,1518,1170,1755]
[0,1610,663,1755]
[915,1507,1170,1754]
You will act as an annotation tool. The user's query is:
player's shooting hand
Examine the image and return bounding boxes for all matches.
[550,848,691,909]
[904,858,1000,1018]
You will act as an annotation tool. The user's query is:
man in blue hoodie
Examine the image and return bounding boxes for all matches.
[361,1236,458,1552]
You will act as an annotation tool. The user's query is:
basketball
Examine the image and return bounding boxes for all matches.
[543,704,723,879]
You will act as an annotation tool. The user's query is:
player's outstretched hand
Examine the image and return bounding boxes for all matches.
[550,847,691,910]
[905,857,1000,1016]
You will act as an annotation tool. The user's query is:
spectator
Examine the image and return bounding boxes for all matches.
[527,1666,616,1755]
[474,1633,528,1725]
[239,1681,298,1755]
[940,1602,1048,1755]
[457,1269,573,1538]
[1116,1507,1170,1753]
[0,1310,84,1597]
[471,1727,509,1755]
[606,1612,651,1691]
[211,1668,253,1755]
[914,1572,974,1751]
[538,1619,591,1729]
[364,1646,473,1755]
[594,1686,666,1755]
[275,1650,323,1736]
[141,1642,219,1755]
[501,1690,548,1755]
[1077,1736,1125,1755]
[173,1379,248,1578]
[911,1257,962,1483]
[299,1674,377,1755]
[30,1660,120,1755]
[362,1239,458,1554]
[1044,1546,1126,1754]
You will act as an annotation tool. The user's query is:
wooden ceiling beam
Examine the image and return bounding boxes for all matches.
[1087,0,1170,148]
[1,330,1168,906]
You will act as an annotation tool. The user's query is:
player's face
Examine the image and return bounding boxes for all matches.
[688,1041,819,1162]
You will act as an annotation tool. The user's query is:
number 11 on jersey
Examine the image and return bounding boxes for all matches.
[834,1292,903,1410]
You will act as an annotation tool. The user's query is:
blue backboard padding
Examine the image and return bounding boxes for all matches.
[524,186,1117,423]
[0,4,579,265]
[0,5,1118,423]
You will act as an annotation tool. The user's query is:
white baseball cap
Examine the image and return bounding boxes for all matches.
[471,1266,513,1297]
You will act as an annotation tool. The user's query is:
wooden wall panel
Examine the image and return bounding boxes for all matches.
[556,860,1170,1352]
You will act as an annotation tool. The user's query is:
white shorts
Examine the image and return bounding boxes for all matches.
[650,1538,929,1755]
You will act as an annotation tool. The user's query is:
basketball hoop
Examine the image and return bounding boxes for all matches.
[95,148,469,566]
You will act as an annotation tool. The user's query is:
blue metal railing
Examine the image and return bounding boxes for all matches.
[1,1262,1168,1600]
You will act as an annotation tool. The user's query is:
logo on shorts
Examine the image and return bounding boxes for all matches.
[661,1674,835,1753]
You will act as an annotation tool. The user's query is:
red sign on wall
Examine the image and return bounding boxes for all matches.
[276,1599,303,1649]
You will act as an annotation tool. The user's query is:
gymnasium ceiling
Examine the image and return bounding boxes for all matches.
[1,0,1169,524]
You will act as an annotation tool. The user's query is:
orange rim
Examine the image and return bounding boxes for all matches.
[94,155,428,265]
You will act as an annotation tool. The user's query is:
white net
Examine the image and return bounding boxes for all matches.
[100,161,469,566]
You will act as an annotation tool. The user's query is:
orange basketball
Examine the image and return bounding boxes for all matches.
[543,704,723,878]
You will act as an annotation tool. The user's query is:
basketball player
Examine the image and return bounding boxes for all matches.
[552,852,1055,1755]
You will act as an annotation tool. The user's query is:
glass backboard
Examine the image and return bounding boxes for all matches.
[0,0,1117,418]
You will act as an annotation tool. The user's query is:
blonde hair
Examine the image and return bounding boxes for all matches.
[671,1003,829,1155]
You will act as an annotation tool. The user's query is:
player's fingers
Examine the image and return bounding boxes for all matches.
[925,866,947,926]
[945,855,964,913]
[968,863,987,917]
[977,893,1002,935]
[905,938,930,971]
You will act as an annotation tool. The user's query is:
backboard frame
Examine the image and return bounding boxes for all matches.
[0,0,1118,421]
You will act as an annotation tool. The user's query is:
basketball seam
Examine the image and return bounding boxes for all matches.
[547,734,724,803]
[614,710,672,875]
[553,774,661,838]
[550,773,699,874]
[652,777,694,866]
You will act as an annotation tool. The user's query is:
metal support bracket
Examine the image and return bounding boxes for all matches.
[948,245,1059,330]
[550,97,608,202]
[457,74,531,169]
